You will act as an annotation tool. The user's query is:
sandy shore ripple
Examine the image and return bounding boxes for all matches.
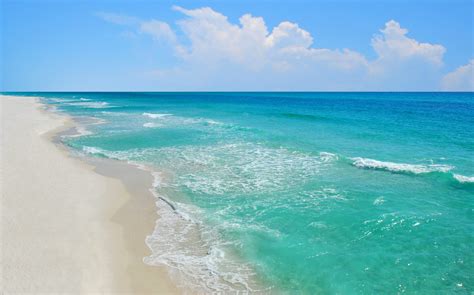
[1,95,178,294]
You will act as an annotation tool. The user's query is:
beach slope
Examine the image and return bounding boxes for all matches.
[1,95,176,293]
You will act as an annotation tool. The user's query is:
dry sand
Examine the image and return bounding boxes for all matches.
[1,95,178,294]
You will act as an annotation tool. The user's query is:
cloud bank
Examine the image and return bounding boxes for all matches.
[98,7,472,91]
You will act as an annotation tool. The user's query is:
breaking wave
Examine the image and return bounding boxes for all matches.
[143,122,163,128]
[453,174,474,183]
[143,112,173,119]
[351,157,473,185]
[351,157,454,174]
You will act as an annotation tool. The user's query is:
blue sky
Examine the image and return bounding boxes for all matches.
[1,0,473,91]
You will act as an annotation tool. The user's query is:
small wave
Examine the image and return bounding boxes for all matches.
[48,98,68,103]
[142,113,229,130]
[453,174,474,183]
[47,97,79,103]
[67,101,111,109]
[203,119,222,125]
[351,157,454,174]
[143,122,163,128]
[143,112,172,119]
[319,152,338,162]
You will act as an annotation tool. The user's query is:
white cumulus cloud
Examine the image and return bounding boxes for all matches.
[170,5,368,77]
[371,20,445,66]
[266,21,313,50]
[98,7,456,91]
[441,60,474,91]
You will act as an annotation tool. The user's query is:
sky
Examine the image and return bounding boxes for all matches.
[1,0,473,91]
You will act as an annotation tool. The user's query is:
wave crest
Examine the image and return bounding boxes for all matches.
[453,174,474,183]
[67,101,111,109]
[143,112,172,119]
[351,157,454,174]
[143,122,163,128]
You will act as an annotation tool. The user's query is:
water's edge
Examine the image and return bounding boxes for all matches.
[42,99,270,293]
[42,101,190,291]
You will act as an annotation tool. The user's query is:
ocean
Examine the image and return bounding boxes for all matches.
[16,92,474,293]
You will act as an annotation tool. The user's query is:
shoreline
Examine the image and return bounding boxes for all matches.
[1,95,178,293]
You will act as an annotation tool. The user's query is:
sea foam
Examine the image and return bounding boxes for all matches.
[453,174,474,183]
[351,157,454,174]
[143,122,163,128]
[79,144,262,292]
[144,194,260,293]
[153,143,334,195]
[67,101,111,109]
[143,112,172,119]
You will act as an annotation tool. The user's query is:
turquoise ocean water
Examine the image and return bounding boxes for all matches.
[13,92,474,293]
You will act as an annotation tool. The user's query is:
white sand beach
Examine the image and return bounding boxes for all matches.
[1,95,178,294]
